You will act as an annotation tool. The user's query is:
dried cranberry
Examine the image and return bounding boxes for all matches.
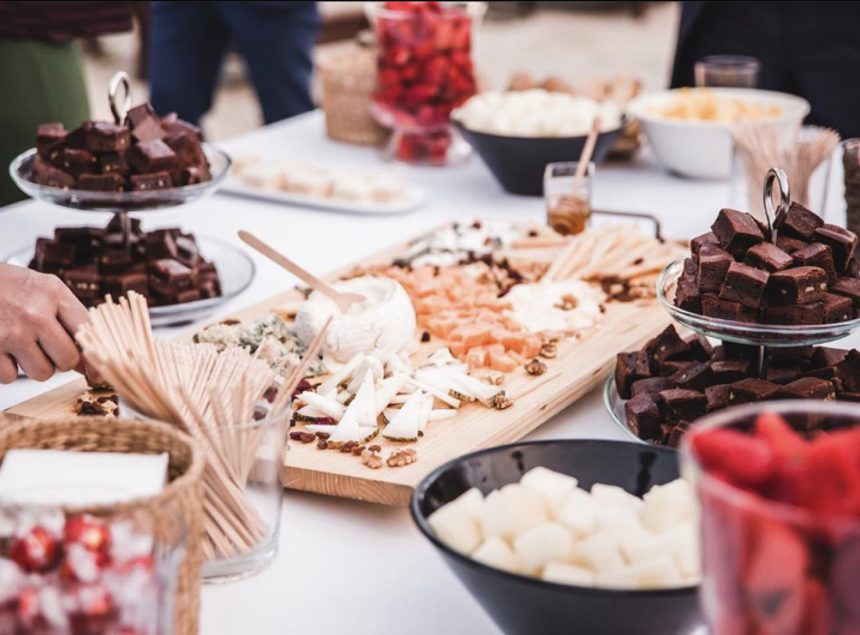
[10,526,61,573]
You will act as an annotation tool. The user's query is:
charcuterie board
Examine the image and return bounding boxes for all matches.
[5,221,676,506]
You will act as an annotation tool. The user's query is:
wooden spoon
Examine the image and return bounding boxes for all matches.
[571,115,602,197]
[238,230,364,313]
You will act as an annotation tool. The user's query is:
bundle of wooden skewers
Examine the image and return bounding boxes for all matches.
[732,123,841,214]
[543,224,685,287]
[77,291,328,561]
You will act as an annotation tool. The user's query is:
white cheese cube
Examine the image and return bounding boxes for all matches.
[665,521,700,579]
[628,555,684,589]
[451,487,484,522]
[642,479,696,533]
[590,484,645,515]
[594,505,649,544]
[570,533,625,573]
[555,488,597,538]
[428,502,481,555]
[479,484,548,541]
[519,467,578,512]
[595,565,639,589]
[513,522,573,573]
[542,561,595,587]
[617,530,671,566]
[472,537,522,574]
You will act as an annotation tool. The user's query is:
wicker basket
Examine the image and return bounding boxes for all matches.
[317,44,389,146]
[0,416,205,635]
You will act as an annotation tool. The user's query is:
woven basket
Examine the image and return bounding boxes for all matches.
[318,45,389,146]
[0,416,205,635]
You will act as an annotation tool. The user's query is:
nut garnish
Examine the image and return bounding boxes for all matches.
[539,342,557,359]
[554,293,579,311]
[491,393,513,410]
[361,448,383,469]
[525,358,547,376]
[387,448,417,468]
[482,371,504,386]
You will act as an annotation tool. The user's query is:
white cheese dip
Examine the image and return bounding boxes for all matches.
[505,279,605,334]
[295,276,416,363]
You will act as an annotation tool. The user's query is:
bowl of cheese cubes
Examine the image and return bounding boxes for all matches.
[411,439,703,635]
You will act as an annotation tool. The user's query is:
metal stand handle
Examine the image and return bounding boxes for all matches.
[108,71,131,125]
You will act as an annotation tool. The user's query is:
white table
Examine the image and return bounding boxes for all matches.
[0,111,856,634]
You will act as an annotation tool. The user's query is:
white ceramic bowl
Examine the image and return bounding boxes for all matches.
[626,88,810,180]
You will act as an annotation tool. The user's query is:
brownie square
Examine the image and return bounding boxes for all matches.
[99,152,128,175]
[728,378,779,404]
[823,293,853,323]
[657,389,707,422]
[764,302,825,325]
[777,201,824,241]
[765,365,802,385]
[615,351,651,399]
[669,361,713,391]
[678,334,714,362]
[697,249,733,292]
[85,121,131,153]
[776,235,809,255]
[126,139,177,174]
[631,377,675,398]
[775,377,836,400]
[793,243,838,284]
[691,231,720,258]
[52,148,98,178]
[130,171,172,191]
[720,261,769,309]
[36,122,67,158]
[675,258,701,313]
[831,277,860,312]
[835,351,860,393]
[766,266,828,305]
[711,208,764,257]
[701,294,758,322]
[704,384,731,411]
[814,224,858,273]
[77,173,124,192]
[625,393,662,440]
[744,242,794,273]
[666,421,690,449]
[644,326,689,372]
[812,347,849,369]
[710,359,753,383]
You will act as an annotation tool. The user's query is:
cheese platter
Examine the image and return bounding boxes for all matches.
[6,219,684,506]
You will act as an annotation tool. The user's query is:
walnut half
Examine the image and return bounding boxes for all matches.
[387,448,417,468]
[525,358,547,376]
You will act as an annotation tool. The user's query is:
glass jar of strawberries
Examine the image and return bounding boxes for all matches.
[368,1,484,165]
[683,401,860,635]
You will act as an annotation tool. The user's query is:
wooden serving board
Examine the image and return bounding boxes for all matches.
[6,225,671,506]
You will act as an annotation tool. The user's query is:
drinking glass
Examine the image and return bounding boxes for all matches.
[694,55,760,88]
[681,400,860,635]
[842,138,860,235]
[543,161,594,236]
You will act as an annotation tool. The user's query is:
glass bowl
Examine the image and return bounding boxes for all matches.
[680,400,860,635]
[5,234,255,327]
[658,258,860,347]
[603,375,647,445]
[9,144,231,213]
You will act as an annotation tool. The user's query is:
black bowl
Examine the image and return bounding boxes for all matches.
[455,121,625,196]
[411,439,703,635]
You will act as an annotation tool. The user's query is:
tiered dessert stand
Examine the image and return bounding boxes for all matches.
[6,72,254,326]
[605,167,860,440]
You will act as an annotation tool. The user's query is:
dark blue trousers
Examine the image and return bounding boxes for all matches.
[148,1,318,126]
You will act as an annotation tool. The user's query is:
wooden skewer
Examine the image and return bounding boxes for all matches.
[571,115,601,197]
[238,230,364,313]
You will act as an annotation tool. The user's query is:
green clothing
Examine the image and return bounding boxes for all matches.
[0,39,90,207]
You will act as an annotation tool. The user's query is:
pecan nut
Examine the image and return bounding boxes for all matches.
[387,448,417,468]
[525,358,547,376]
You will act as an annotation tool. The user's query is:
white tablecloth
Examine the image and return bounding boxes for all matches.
[0,111,856,634]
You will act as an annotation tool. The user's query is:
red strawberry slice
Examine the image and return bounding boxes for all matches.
[800,579,832,635]
[692,429,777,490]
[755,412,807,460]
[743,519,808,635]
[806,434,860,516]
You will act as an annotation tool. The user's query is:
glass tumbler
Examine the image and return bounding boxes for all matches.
[681,400,860,635]
[694,55,761,88]
[842,138,860,235]
[544,161,594,236]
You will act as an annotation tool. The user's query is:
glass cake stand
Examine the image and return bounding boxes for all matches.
[657,258,860,348]
[5,235,254,327]
[603,375,646,444]
[6,71,252,327]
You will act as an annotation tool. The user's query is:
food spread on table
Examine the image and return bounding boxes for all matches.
[26,215,222,308]
[650,87,783,122]
[428,467,699,589]
[454,89,623,137]
[28,101,211,192]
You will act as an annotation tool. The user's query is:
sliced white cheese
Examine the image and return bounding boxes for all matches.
[296,391,345,419]
[352,369,377,428]
[317,353,364,395]
[406,376,460,409]
[382,392,422,442]
[374,374,408,417]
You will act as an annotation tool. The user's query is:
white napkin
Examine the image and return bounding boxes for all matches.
[0,449,168,506]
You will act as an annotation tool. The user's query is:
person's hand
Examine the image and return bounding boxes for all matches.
[0,264,89,383]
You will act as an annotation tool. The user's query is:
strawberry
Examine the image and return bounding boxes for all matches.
[692,428,777,490]
[806,434,860,516]
[755,412,807,460]
[743,519,808,635]
[800,579,832,635]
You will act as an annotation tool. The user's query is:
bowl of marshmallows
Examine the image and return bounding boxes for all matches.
[452,90,625,196]
[411,439,703,635]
